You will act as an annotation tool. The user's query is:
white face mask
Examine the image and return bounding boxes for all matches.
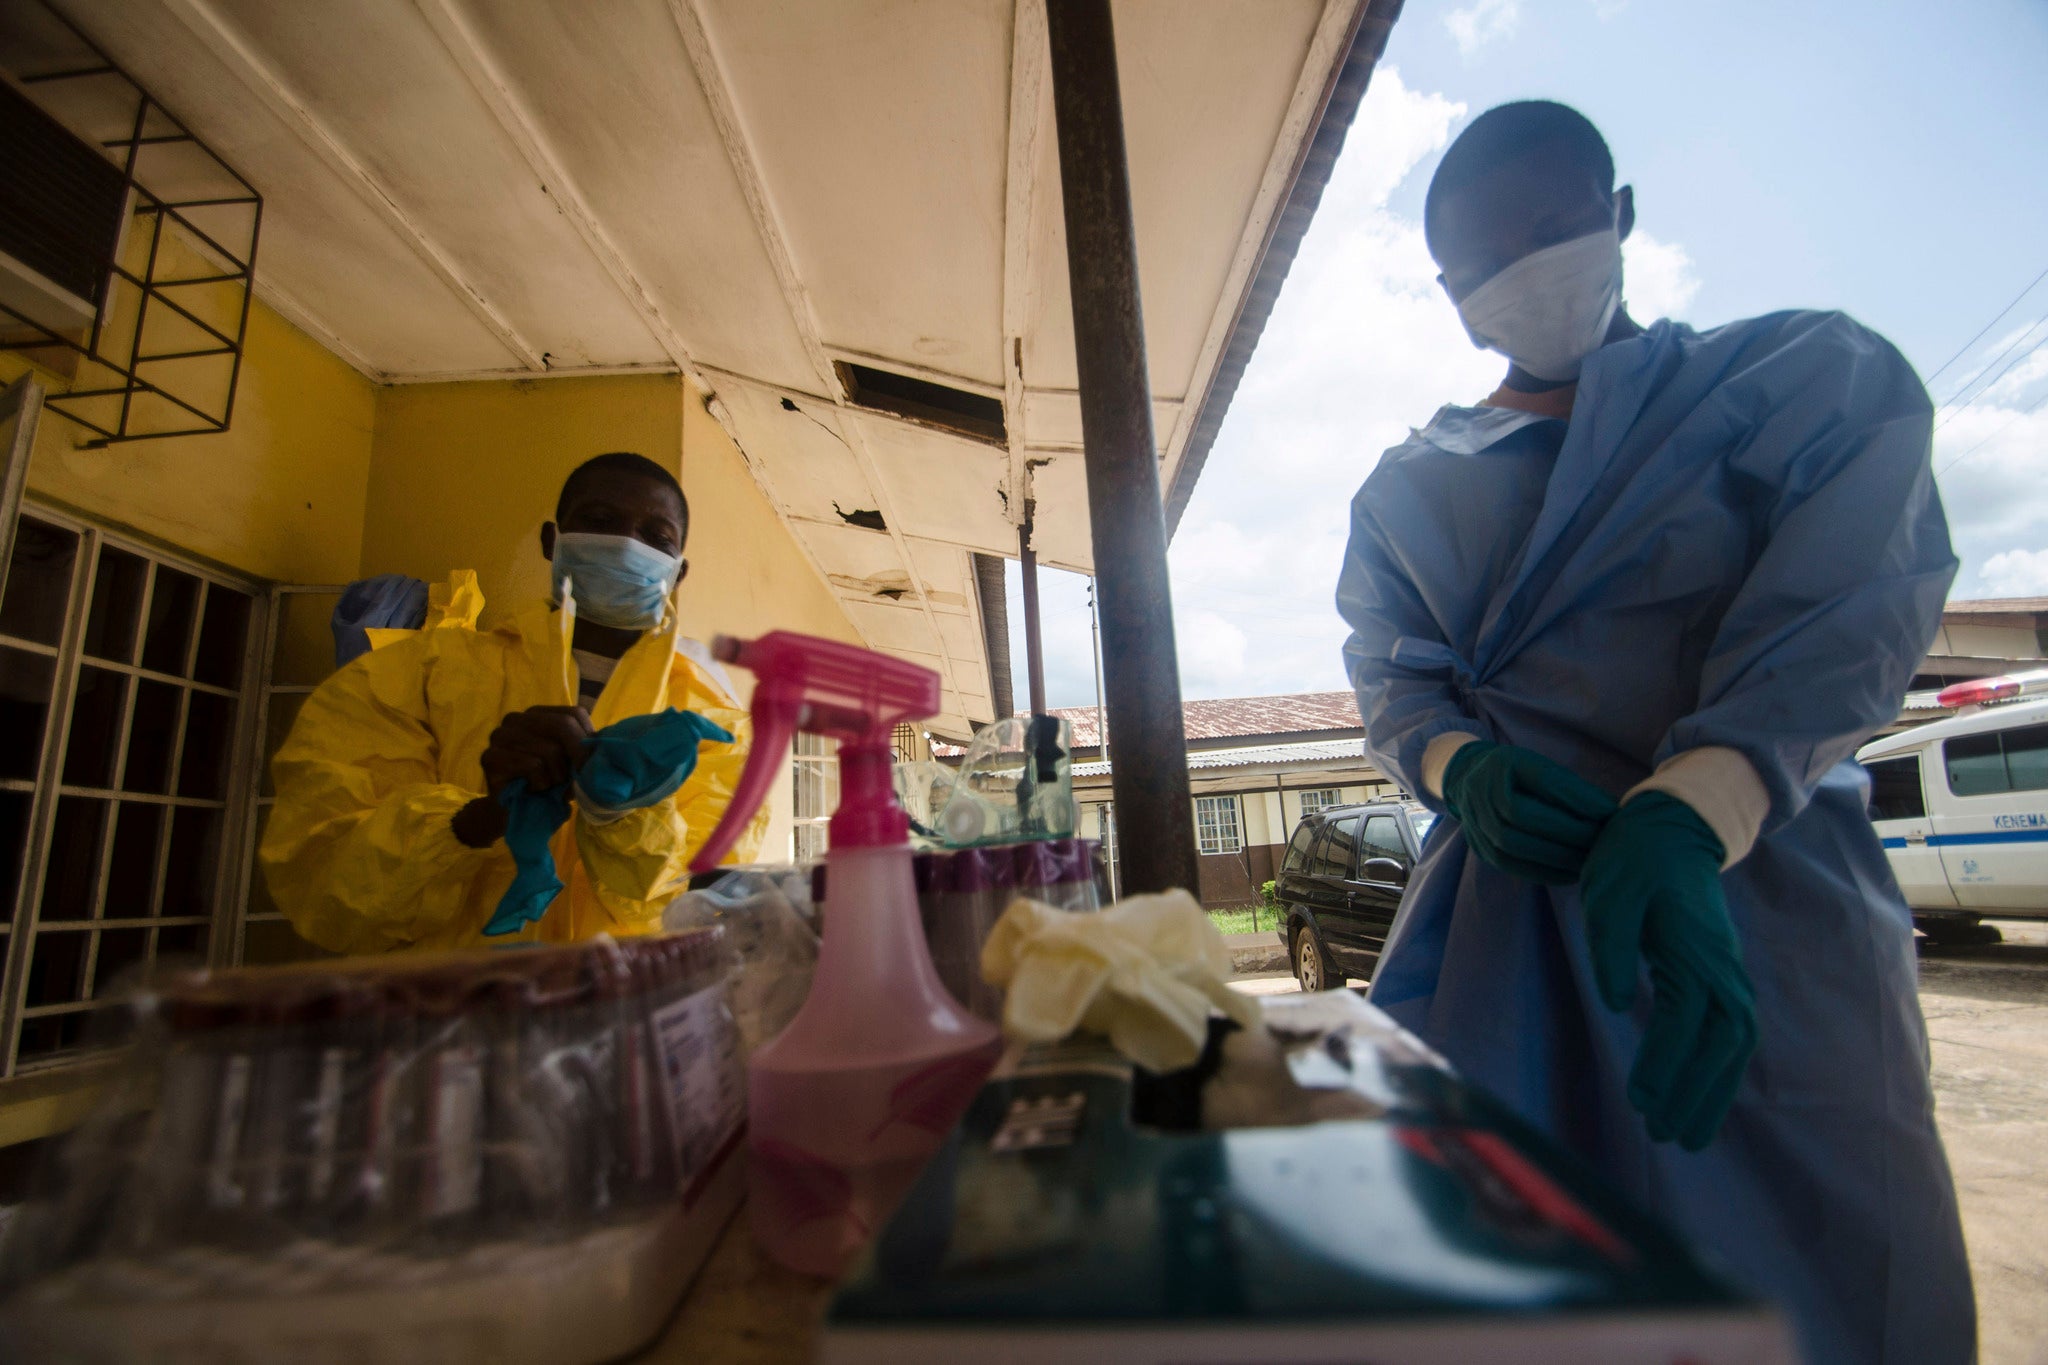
[1456,228,1624,383]
[550,532,682,630]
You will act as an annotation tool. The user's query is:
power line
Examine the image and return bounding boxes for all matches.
[1934,309,2048,416]
[1936,389,2048,477]
[1923,263,2048,387]
[1935,327,2048,431]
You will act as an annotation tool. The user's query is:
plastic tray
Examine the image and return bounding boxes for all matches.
[0,1143,744,1364]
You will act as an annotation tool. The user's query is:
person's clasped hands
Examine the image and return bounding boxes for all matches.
[453,705,596,848]
[1440,739,1757,1151]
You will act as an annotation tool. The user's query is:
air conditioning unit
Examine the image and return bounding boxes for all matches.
[0,74,128,347]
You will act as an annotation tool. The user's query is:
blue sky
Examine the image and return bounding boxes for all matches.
[1015,0,2048,710]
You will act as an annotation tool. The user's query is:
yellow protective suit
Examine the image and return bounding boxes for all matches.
[261,574,766,954]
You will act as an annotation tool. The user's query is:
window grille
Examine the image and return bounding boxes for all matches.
[0,504,263,1073]
[1298,787,1345,818]
[891,722,922,765]
[235,584,347,968]
[792,732,838,863]
[1194,795,1242,856]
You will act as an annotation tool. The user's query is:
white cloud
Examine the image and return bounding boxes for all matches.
[1445,0,1520,57]
[1936,387,2048,599]
[1161,68,1498,700]
[1977,338,2048,407]
[1925,315,2048,599]
[1175,609,1250,685]
[1977,548,2048,597]
[1623,232,1700,321]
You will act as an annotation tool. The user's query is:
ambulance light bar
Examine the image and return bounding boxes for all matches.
[1935,669,2048,710]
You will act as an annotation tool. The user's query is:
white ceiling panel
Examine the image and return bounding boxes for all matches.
[907,539,978,615]
[794,517,909,578]
[202,0,660,368]
[843,411,1013,552]
[698,0,1011,388]
[713,381,879,523]
[841,600,943,658]
[451,0,823,392]
[1019,389,1181,452]
[1021,0,1325,398]
[934,612,986,666]
[1022,452,1094,573]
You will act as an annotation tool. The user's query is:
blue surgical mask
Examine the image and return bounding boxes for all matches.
[550,532,682,630]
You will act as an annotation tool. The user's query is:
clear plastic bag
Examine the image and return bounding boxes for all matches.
[0,931,742,1306]
[661,866,819,1055]
[894,760,959,847]
[938,716,1076,847]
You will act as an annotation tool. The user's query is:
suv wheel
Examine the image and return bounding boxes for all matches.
[1915,914,2003,947]
[1293,924,1332,993]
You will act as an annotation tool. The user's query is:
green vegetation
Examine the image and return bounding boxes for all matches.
[1207,906,1267,937]
[1208,884,1284,937]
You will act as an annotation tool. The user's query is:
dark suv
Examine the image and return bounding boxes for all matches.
[1274,801,1435,992]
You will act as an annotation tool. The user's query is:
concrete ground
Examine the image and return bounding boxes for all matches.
[1230,920,2048,1364]
[1921,920,2048,1365]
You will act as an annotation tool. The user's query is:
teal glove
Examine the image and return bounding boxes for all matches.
[575,709,733,814]
[484,708,734,937]
[488,776,575,936]
[1439,741,1619,884]
[1580,792,1757,1151]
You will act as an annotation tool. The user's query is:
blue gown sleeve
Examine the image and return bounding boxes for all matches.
[1658,313,1957,831]
[1338,474,1492,812]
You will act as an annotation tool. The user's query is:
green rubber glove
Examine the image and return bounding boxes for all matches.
[1580,791,1757,1151]
[1439,741,1619,885]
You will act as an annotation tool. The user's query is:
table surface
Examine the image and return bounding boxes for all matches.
[638,1211,833,1364]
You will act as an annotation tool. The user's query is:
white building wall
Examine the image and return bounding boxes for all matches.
[1934,621,2043,660]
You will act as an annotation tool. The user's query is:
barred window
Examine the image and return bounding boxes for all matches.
[792,732,838,863]
[1194,795,1242,855]
[1298,787,1345,818]
[0,507,261,1073]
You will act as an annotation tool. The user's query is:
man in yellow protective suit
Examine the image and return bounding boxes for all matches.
[261,452,765,953]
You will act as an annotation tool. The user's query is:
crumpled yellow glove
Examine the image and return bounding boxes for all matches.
[980,890,1260,1072]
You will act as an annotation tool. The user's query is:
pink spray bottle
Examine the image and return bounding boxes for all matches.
[690,631,1003,1277]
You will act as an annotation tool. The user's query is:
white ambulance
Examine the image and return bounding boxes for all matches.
[1856,670,2048,945]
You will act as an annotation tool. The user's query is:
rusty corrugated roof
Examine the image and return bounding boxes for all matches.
[937,689,1363,754]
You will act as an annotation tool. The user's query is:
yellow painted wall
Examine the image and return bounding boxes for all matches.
[361,373,683,627]
[2,289,376,587]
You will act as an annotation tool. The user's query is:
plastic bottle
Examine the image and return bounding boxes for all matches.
[690,631,1002,1278]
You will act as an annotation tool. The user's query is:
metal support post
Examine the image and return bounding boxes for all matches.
[1044,0,1199,896]
[1018,505,1048,716]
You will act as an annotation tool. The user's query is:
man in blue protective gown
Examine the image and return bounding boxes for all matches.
[1337,101,1974,1363]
